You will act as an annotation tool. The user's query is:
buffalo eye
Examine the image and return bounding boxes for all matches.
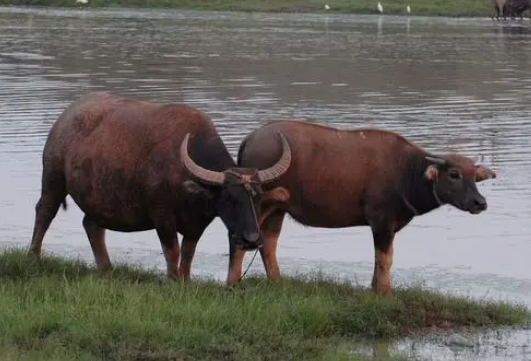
[448,169,462,180]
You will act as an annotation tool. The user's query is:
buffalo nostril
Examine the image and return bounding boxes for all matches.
[475,197,487,208]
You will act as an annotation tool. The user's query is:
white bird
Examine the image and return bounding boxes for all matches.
[406,4,411,14]
[76,0,88,4]
[324,4,330,10]
[377,2,383,13]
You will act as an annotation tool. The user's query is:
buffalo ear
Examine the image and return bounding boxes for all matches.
[475,165,497,183]
[424,165,439,181]
[182,180,215,215]
[183,180,213,199]
[424,155,446,181]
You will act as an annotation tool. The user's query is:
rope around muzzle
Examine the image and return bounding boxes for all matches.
[229,229,262,282]
[223,170,263,281]
[239,247,260,282]
[431,183,444,207]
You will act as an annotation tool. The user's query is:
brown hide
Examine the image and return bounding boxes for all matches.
[234,120,496,293]
[45,92,230,233]
[29,92,291,281]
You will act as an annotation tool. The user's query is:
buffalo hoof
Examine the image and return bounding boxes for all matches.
[225,277,242,288]
[95,266,114,278]
[96,263,113,273]
[372,284,394,295]
[227,282,245,293]
[27,251,40,260]
[166,271,183,280]
[27,246,41,259]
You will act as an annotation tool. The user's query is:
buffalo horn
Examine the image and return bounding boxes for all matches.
[181,133,225,186]
[472,155,485,166]
[257,132,292,184]
[425,156,446,165]
[475,164,497,182]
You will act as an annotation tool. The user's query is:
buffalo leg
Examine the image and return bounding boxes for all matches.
[370,226,395,295]
[155,224,181,279]
[179,237,198,279]
[29,173,67,256]
[259,210,286,280]
[226,242,246,286]
[82,216,111,271]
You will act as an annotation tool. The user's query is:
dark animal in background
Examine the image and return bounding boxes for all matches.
[493,0,531,19]
[29,92,291,280]
[506,0,531,19]
[234,120,497,294]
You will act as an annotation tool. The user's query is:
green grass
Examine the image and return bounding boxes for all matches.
[1,0,497,18]
[0,248,529,361]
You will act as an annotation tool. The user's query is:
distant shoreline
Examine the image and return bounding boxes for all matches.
[0,0,493,18]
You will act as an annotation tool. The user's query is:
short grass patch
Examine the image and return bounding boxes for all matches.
[0,248,528,360]
[1,0,496,18]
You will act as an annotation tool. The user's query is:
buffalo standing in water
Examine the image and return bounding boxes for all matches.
[29,92,291,280]
[234,120,496,294]
[493,0,531,19]
[493,0,509,19]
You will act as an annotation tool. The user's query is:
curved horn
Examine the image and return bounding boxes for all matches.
[257,132,292,184]
[475,164,497,182]
[425,156,446,165]
[472,155,485,166]
[181,133,225,186]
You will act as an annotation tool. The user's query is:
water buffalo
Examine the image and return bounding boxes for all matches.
[493,0,531,19]
[493,0,509,20]
[29,92,291,280]
[506,0,531,19]
[233,120,497,294]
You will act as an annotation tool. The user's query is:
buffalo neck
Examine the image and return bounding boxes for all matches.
[401,151,443,216]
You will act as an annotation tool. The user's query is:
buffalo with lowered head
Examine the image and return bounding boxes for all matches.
[234,120,496,294]
[29,92,291,280]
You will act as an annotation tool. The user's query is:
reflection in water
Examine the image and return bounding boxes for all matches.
[0,7,531,361]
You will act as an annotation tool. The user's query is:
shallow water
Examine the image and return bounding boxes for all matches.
[1,6,531,360]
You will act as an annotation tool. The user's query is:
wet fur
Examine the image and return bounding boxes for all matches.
[30,91,262,280]
[240,123,440,228]
[45,92,231,234]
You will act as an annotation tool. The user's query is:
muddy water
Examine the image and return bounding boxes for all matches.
[1,7,531,360]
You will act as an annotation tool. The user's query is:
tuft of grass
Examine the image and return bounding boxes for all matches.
[1,0,496,18]
[0,248,528,361]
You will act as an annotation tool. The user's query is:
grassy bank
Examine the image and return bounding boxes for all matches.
[1,0,494,18]
[0,249,529,361]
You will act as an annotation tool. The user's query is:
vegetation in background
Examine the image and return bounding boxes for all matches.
[1,0,495,18]
[0,248,528,360]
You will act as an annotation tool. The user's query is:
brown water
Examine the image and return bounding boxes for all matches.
[1,6,531,360]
